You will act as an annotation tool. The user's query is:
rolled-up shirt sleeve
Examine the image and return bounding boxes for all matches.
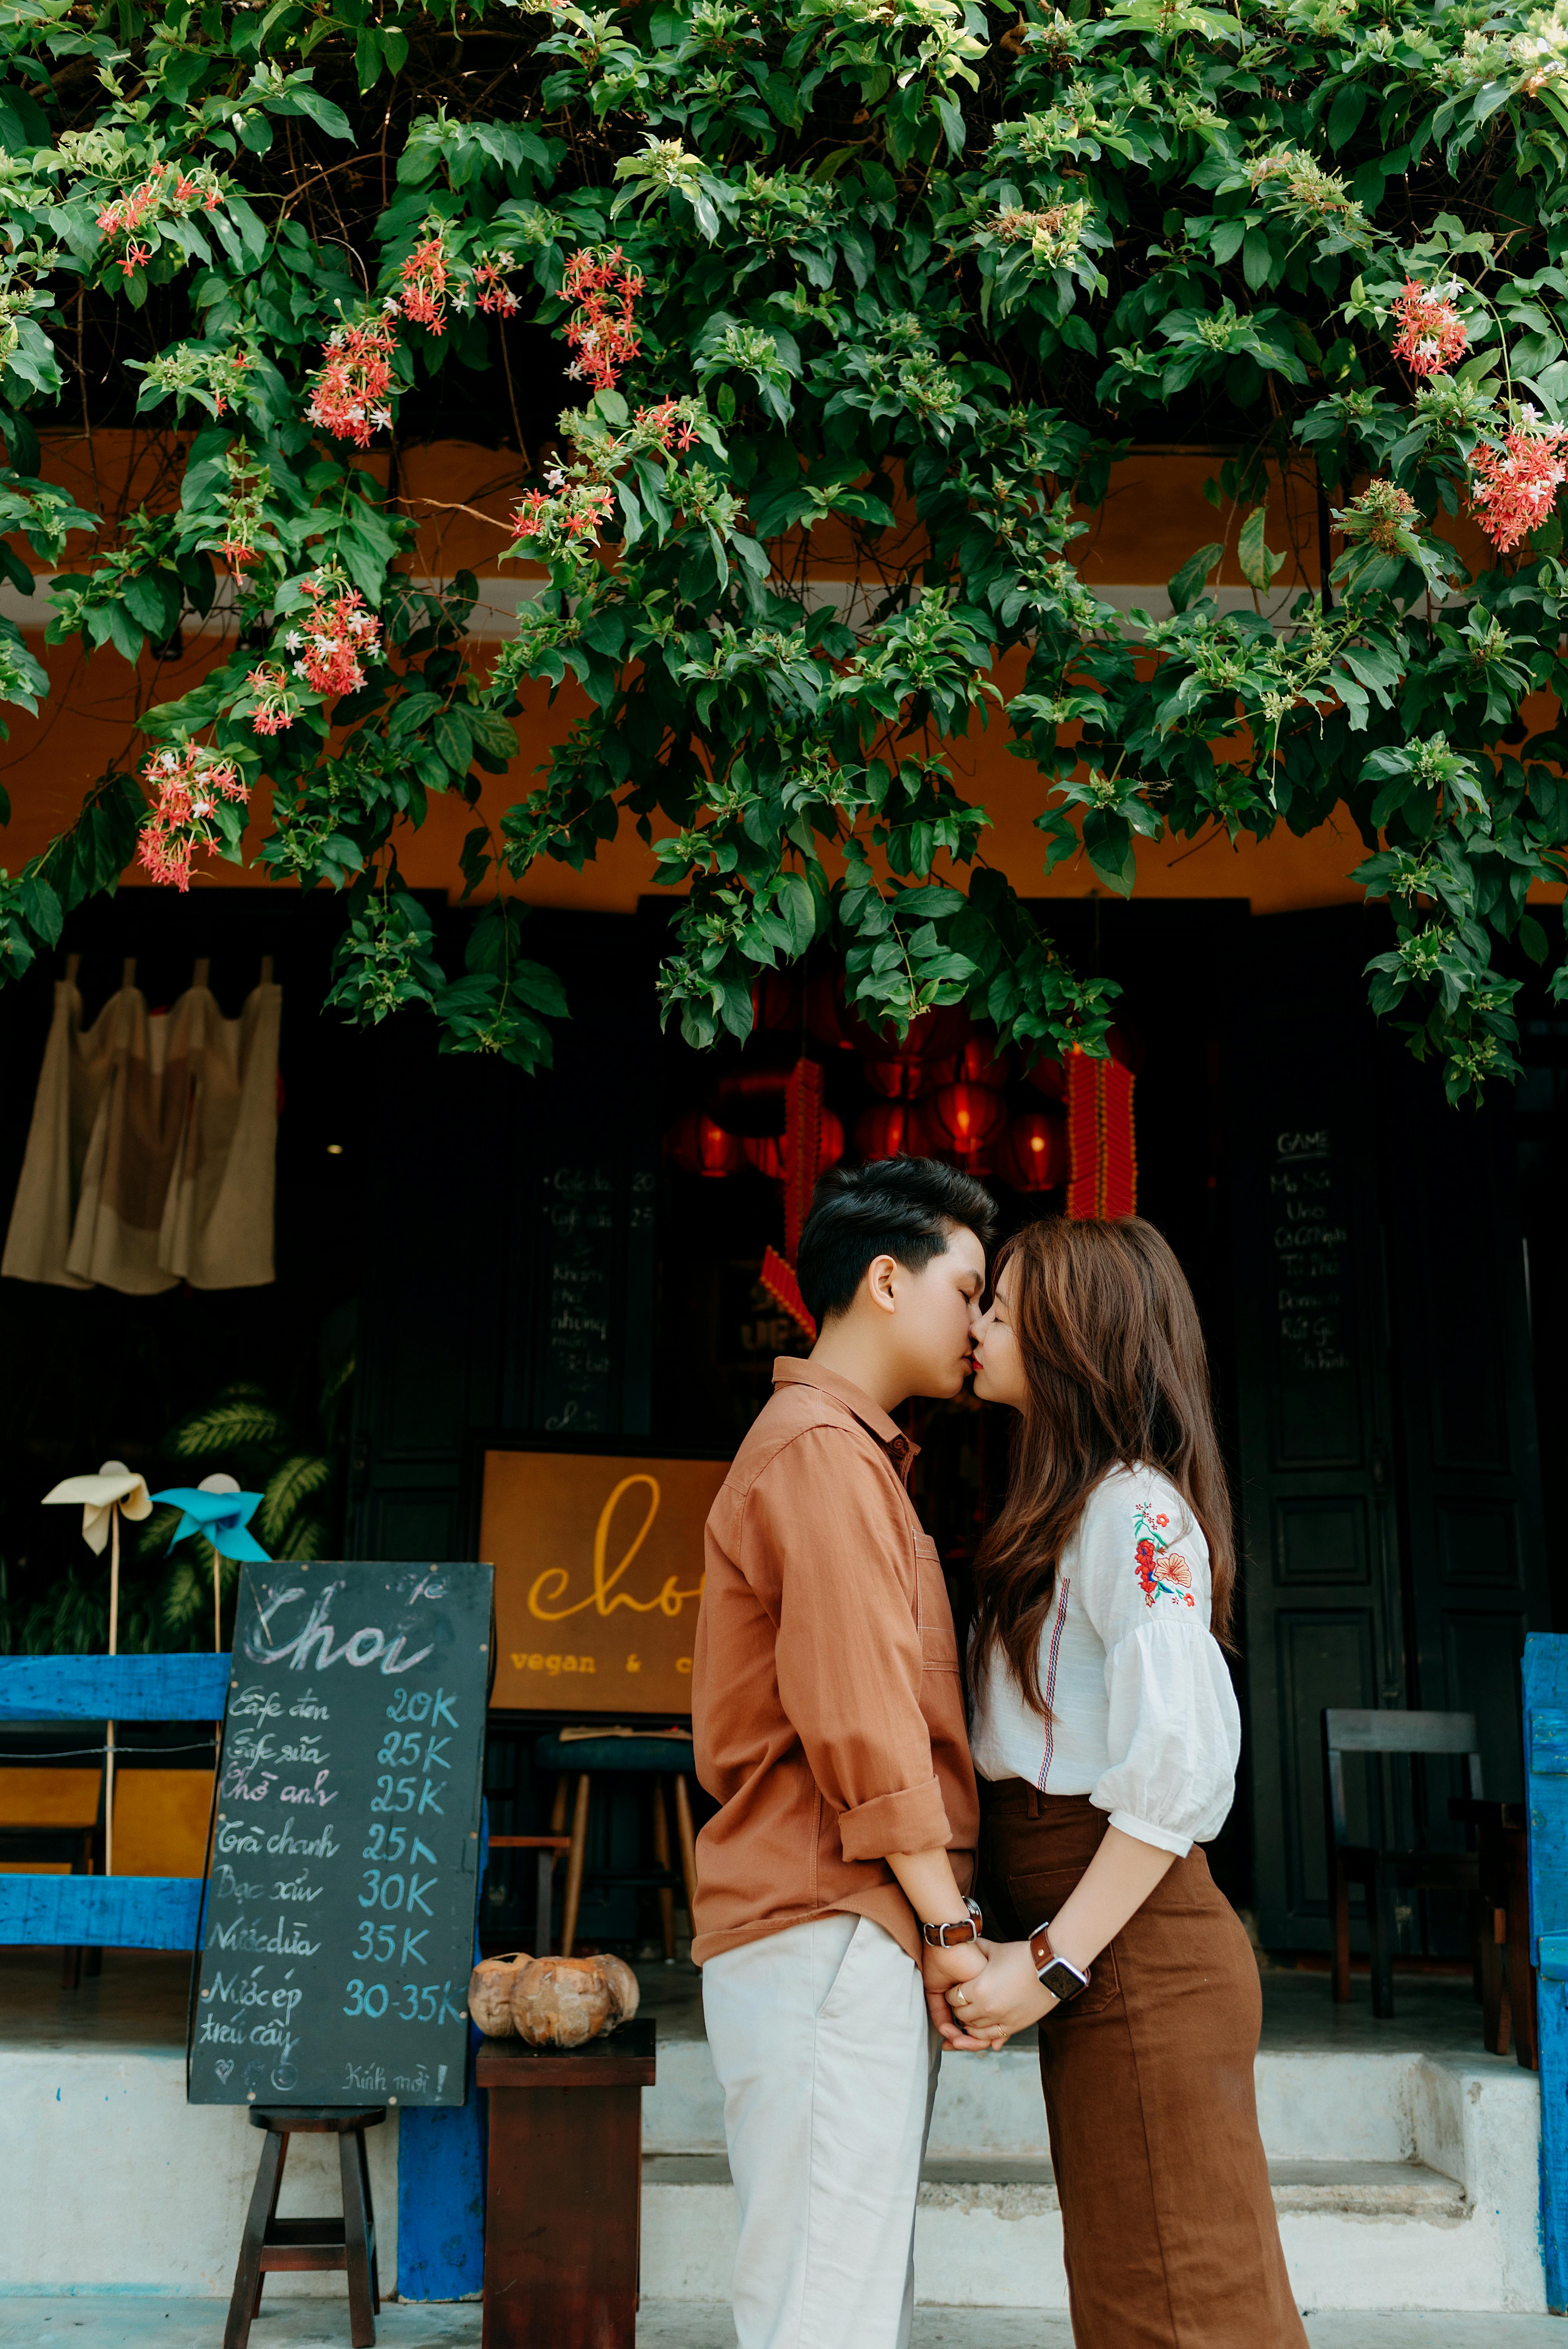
[761,1427,951,1861]
[1078,1472,1242,1857]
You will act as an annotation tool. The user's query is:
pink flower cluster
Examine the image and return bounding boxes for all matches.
[95,161,223,278]
[137,745,248,891]
[637,399,697,451]
[561,247,643,390]
[1391,278,1467,378]
[397,236,448,334]
[473,253,519,316]
[286,575,382,698]
[305,317,398,447]
[1469,415,1568,553]
[245,661,301,736]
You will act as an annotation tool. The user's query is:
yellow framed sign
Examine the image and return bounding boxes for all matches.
[479,1441,730,1716]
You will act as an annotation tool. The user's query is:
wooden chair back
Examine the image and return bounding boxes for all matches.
[1322,1707,1483,1850]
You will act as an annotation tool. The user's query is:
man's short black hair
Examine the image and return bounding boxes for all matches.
[797,1157,999,1326]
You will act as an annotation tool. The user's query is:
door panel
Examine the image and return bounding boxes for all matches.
[1276,1607,1382,1917]
[1234,910,1550,1951]
[1380,1048,1548,1820]
[1231,909,1403,1950]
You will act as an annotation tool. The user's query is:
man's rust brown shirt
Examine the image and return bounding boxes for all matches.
[690,1358,979,1966]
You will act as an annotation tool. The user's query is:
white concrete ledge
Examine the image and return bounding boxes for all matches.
[0,2048,399,2297]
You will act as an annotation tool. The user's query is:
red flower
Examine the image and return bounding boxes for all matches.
[1392,278,1467,379]
[473,255,519,316]
[285,575,383,698]
[1469,415,1568,554]
[305,317,399,447]
[137,746,248,891]
[559,246,644,392]
[398,235,448,335]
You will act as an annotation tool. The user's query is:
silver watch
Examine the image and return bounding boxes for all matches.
[1029,1920,1091,2004]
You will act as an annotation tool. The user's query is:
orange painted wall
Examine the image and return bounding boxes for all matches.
[0,432,1533,921]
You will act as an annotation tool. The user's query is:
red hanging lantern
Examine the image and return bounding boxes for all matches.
[1024,1054,1067,1101]
[744,1108,845,1184]
[951,1032,1013,1089]
[862,1052,955,1101]
[752,968,804,1034]
[929,1080,1009,1158]
[998,1109,1070,1193]
[666,1110,745,1178]
[805,971,857,1052]
[845,998,971,1063]
[854,1101,933,1162]
[711,1060,791,1137]
[743,1132,785,1181]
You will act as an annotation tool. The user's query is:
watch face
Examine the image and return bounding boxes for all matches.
[1040,1959,1086,2003]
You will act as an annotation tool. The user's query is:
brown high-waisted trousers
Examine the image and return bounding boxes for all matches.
[981,1782,1306,2349]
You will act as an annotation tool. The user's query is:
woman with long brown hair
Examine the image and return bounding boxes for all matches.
[942,1215,1305,2348]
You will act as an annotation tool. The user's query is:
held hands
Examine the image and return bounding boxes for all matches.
[942,1939,1059,2049]
[920,1934,995,2052]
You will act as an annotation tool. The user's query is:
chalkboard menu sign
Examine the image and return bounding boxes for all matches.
[537,1160,657,1435]
[188,1560,492,2108]
[1266,1122,1361,1465]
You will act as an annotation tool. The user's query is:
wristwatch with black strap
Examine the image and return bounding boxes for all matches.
[1029,1920,1092,2005]
[921,1895,984,1948]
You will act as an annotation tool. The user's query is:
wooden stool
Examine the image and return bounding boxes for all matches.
[479,2016,656,2348]
[223,2105,385,2349]
[535,1732,698,1959]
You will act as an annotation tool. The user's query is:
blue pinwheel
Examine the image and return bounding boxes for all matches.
[151,1472,271,1651]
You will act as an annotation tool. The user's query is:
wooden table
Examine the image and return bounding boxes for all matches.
[478,2016,657,2349]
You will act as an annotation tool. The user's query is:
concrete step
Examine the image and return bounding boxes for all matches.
[642,2033,1545,2314]
[640,2151,1511,2314]
[647,2150,1466,2219]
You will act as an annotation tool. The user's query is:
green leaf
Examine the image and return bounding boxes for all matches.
[1237,505,1285,592]
[284,81,354,141]
[1167,542,1225,614]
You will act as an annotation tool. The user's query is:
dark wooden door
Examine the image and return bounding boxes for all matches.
[1233,909,1550,1952]
[1231,909,1406,1951]
[1381,1045,1548,1814]
[346,908,660,1561]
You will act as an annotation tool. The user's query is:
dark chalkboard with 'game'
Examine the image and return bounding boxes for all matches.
[188,1560,492,2108]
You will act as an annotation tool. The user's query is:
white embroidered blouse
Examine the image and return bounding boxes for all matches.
[968,1463,1241,1856]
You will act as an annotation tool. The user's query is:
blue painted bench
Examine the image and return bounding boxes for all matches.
[0,1653,229,1949]
[0,1649,485,2297]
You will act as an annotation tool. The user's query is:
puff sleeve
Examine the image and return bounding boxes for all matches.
[1075,1470,1241,1856]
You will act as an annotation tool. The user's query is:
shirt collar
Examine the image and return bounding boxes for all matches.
[772,1358,920,1472]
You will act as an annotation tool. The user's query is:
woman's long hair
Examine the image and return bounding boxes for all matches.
[971,1216,1235,1714]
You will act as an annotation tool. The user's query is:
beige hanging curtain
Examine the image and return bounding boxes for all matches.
[3,961,282,1293]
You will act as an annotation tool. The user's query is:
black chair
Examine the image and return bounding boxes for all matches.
[1322,1707,1482,2018]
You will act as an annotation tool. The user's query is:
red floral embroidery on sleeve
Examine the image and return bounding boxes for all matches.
[1133,1504,1197,1609]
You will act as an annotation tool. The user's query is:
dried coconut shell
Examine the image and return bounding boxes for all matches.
[468,1952,530,2037]
[513,1955,614,2048]
[595,1953,640,2029]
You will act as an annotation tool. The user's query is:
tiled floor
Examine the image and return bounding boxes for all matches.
[0,2299,1563,2347]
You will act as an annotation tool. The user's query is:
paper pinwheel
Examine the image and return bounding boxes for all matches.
[41,1459,151,1877]
[151,1471,271,1654]
[41,1460,151,1555]
[151,1472,272,1563]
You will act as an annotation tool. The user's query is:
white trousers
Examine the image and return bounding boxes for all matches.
[702,1912,940,2349]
